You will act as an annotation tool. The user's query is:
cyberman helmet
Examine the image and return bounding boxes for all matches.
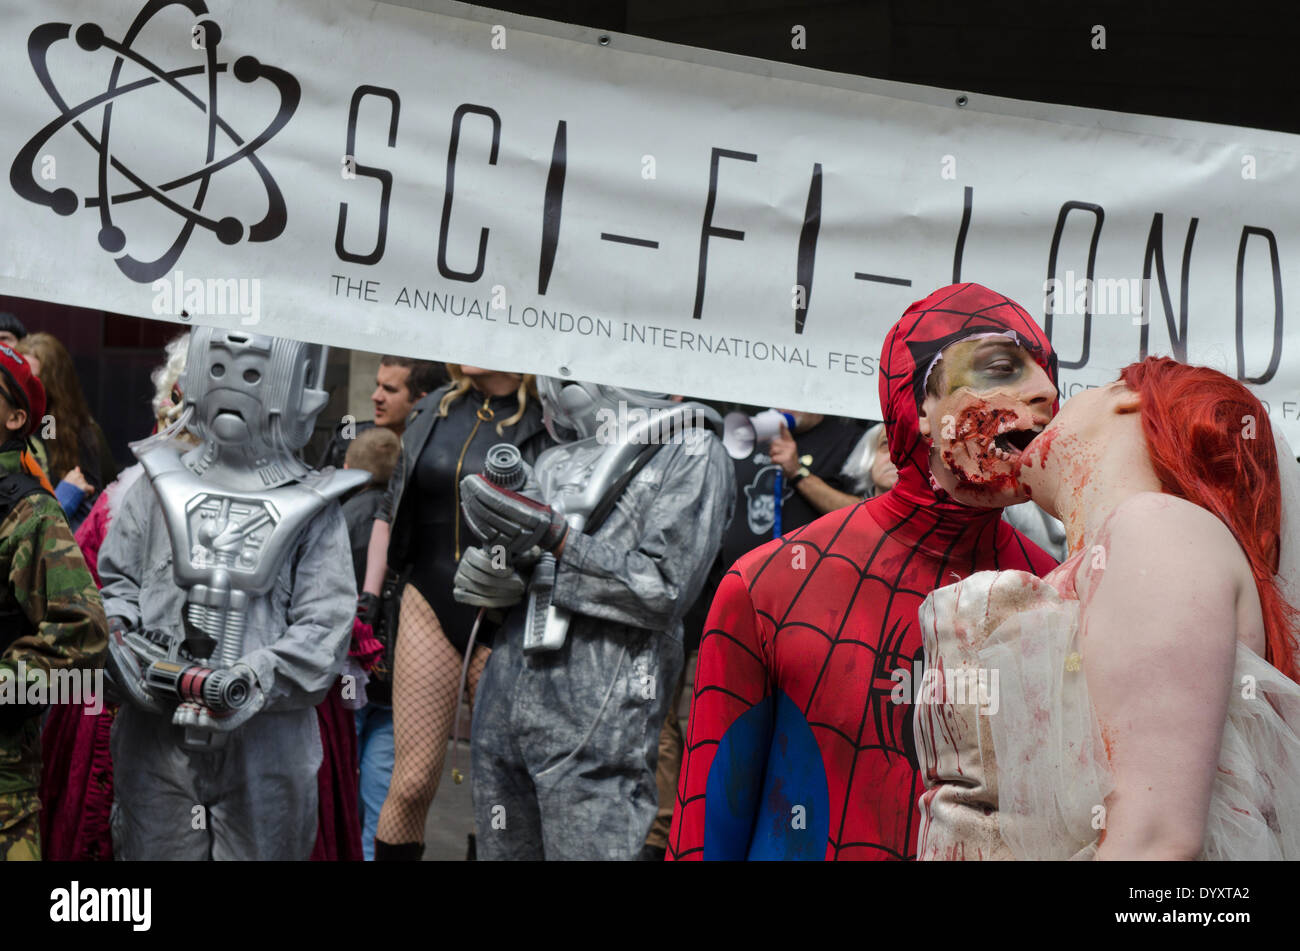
[175,327,331,489]
[536,377,683,443]
[182,328,329,457]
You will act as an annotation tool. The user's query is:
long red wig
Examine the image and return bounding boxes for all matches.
[1121,357,1300,681]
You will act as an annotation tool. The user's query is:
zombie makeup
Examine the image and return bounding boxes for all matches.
[924,337,1054,500]
[938,394,1042,493]
[930,336,1045,397]
[1018,381,1117,531]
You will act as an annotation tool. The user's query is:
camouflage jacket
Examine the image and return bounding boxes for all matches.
[0,444,108,796]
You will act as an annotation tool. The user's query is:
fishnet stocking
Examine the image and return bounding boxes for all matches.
[375,583,489,846]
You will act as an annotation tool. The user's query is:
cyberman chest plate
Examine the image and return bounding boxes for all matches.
[140,445,365,666]
[186,494,278,583]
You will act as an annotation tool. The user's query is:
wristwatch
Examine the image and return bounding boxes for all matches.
[789,465,812,486]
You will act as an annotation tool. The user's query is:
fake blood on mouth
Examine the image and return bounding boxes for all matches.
[942,402,1024,493]
[1024,425,1059,469]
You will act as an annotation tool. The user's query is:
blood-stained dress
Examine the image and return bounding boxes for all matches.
[915,551,1300,860]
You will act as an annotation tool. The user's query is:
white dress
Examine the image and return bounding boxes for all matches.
[914,552,1300,860]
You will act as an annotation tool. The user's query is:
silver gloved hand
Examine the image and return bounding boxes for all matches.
[171,662,266,733]
[453,545,527,608]
[459,473,568,556]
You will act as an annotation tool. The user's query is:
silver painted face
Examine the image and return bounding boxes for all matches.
[537,377,678,443]
[182,327,329,458]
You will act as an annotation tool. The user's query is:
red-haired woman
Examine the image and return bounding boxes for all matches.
[916,357,1300,860]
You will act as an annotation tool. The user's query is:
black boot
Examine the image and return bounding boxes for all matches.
[374,839,425,861]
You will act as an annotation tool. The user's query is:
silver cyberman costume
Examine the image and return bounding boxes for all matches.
[456,379,734,860]
[97,328,365,860]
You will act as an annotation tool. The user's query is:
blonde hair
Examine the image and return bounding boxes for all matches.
[151,332,190,430]
[438,365,537,435]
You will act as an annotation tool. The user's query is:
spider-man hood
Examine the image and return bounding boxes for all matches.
[878,283,1058,518]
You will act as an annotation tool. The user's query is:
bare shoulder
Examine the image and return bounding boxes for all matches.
[1076,492,1248,602]
[1106,492,1242,554]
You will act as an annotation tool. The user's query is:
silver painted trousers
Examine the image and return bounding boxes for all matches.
[471,619,683,860]
[110,704,320,860]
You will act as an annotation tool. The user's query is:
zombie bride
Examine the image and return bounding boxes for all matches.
[916,357,1300,860]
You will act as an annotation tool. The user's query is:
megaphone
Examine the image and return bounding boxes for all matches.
[723,409,796,460]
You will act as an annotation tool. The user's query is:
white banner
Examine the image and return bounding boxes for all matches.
[3,0,1299,438]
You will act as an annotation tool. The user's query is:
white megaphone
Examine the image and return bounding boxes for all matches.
[722,409,796,460]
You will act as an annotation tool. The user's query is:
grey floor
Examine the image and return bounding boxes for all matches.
[422,739,475,860]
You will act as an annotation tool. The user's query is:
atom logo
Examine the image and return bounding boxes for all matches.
[9,0,300,284]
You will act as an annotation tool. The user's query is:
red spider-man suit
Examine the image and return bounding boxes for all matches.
[668,283,1060,860]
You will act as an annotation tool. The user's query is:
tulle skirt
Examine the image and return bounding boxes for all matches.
[921,569,1300,860]
[986,591,1300,859]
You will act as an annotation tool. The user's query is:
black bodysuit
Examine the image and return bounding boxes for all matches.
[391,387,549,654]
